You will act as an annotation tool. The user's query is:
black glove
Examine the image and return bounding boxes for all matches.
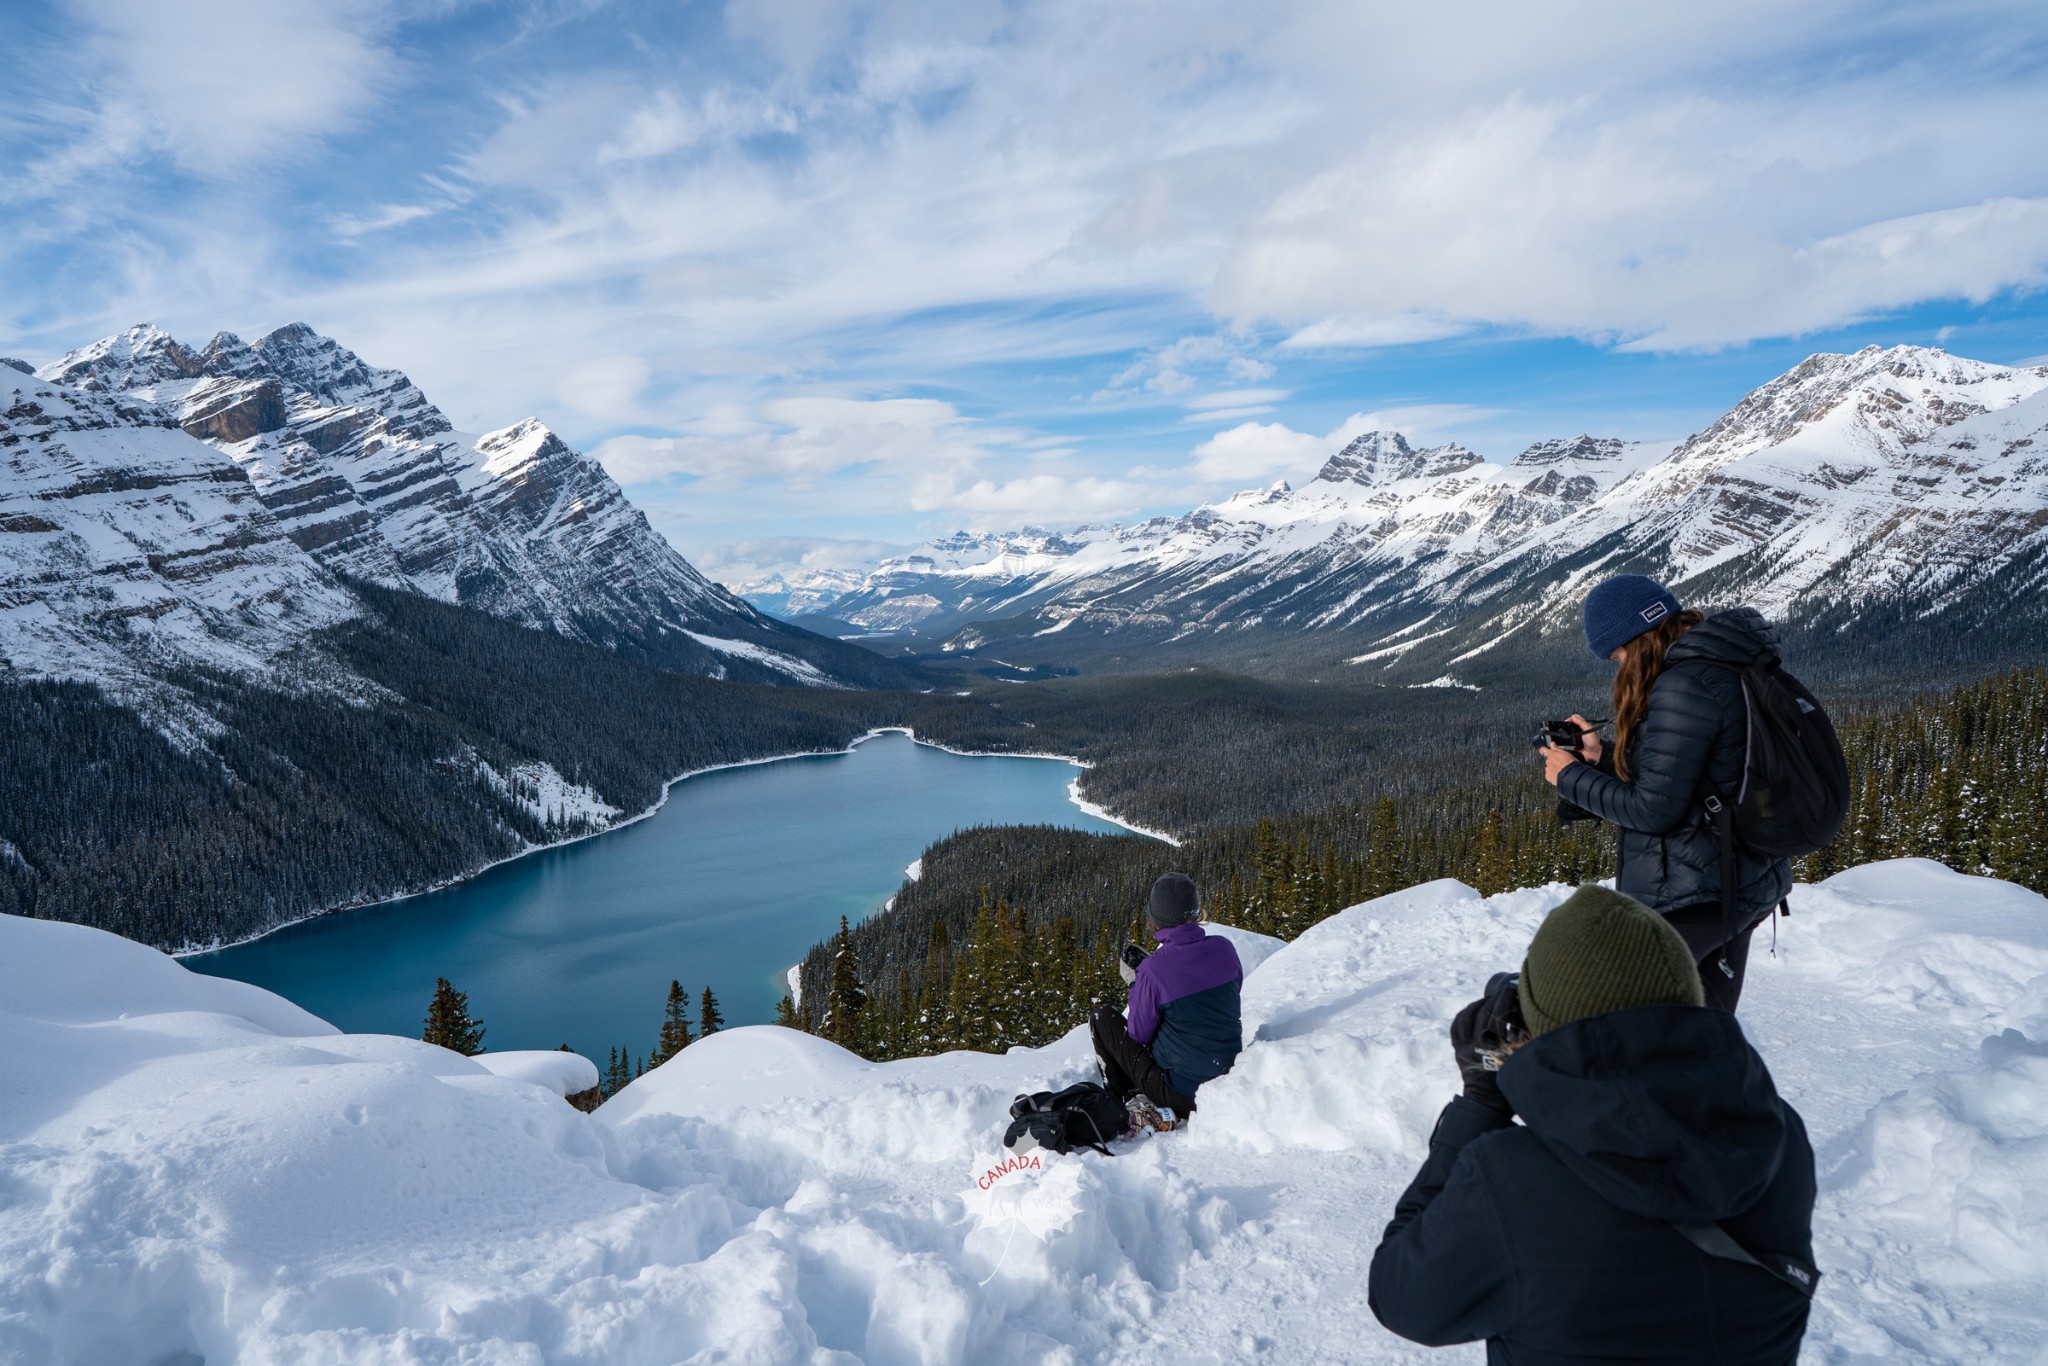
[1117,942,1147,985]
[1450,972,1526,1118]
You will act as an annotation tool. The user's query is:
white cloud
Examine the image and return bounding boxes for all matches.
[1187,417,1360,483]
[558,356,653,422]
[68,0,400,177]
[12,0,2048,536]
[1186,402,1502,483]
[1349,404,1504,437]
[1278,314,1468,350]
[1180,404,1275,423]
[1185,387,1290,411]
[1216,85,2048,349]
[694,534,912,586]
[594,394,1056,501]
[914,472,1150,521]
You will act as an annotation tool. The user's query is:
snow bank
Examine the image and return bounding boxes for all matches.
[474,1049,602,1097]
[2,861,2045,1363]
[684,630,836,686]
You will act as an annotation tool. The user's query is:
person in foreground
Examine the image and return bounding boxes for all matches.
[1370,885,1818,1365]
[1090,872,1243,1126]
[1541,574,1798,1010]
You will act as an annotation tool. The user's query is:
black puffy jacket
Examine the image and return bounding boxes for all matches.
[1369,1006,1817,1365]
[1555,608,1793,927]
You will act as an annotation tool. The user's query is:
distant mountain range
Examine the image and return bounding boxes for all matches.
[3,323,913,726]
[740,346,2048,682]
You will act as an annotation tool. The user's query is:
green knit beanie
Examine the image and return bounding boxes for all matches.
[1518,885,1704,1035]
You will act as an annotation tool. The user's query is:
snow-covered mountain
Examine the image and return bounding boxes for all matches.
[5,859,2043,1361]
[772,431,1667,645]
[0,365,359,729]
[14,324,910,694]
[771,346,2048,675]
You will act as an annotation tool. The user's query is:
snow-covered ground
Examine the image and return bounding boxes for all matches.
[3,860,2043,1363]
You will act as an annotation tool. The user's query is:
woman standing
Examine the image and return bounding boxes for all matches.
[1541,574,1793,1010]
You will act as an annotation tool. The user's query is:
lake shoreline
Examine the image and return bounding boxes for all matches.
[174,726,1171,961]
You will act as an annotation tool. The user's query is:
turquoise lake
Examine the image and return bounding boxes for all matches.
[186,732,1130,1063]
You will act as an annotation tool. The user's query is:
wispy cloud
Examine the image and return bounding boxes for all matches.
[7,0,2048,545]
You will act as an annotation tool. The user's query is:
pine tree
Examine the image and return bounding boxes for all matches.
[421,976,486,1055]
[650,979,693,1067]
[1472,808,1510,895]
[774,994,804,1029]
[602,1045,635,1097]
[1365,797,1403,899]
[823,914,871,1055]
[698,986,725,1038]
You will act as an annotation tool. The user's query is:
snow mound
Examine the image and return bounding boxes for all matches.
[474,1049,603,1097]
[2,861,2046,1362]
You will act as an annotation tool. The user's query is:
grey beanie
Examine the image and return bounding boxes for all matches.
[1147,873,1200,928]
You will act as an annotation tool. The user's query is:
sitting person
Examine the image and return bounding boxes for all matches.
[1369,885,1817,1364]
[1089,872,1243,1123]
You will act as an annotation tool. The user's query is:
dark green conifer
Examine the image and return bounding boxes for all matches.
[698,986,725,1038]
[421,976,485,1055]
[823,915,871,1055]
[650,980,693,1067]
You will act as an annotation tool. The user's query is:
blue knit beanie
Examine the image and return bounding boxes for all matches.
[1583,575,1682,659]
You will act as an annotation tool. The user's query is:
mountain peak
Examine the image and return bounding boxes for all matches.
[1219,479,1292,509]
[39,323,204,391]
[1512,435,1627,467]
[1315,430,1415,484]
[1677,342,2048,464]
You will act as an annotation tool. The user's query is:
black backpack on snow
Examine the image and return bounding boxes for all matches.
[1680,654,1850,932]
[1004,1083,1129,1156]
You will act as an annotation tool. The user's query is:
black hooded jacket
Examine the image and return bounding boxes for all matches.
[1555,608,1794,928]
[1369,1006,1816,1365]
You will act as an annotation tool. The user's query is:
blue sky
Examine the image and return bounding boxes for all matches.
[5,1,2048,585]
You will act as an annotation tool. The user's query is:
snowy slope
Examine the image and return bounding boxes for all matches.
[783,347,2048,665]
[0,368,359,719]
[799,435,1663,644]
[3,859,2042,1363]
[34,324,898,687]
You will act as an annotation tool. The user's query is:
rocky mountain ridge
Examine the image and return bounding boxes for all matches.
[751,345,2048,680]
[19,323,912,696]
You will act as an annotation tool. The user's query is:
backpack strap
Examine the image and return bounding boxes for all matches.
[1703,791,1739,944]
[1670,1221,1819,1298]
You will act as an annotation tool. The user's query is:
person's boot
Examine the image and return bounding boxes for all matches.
[1126,1095,1178,1134]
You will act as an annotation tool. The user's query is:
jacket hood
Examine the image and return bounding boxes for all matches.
[1498,1005,1790,1223]
[1664,606,1779,669]
[1153,922,1207,947]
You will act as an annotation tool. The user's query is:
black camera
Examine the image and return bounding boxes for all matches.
[1120,943,1149,972]
[1475,970,1528,1071]
[1530,717,1606,752]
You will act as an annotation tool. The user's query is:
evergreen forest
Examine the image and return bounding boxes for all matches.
[786,667,2048,1060]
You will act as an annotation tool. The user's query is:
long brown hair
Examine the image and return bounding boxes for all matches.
[1611,608,1705,779]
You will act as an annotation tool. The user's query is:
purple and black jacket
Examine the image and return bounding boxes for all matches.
[1128,923,1244,1096]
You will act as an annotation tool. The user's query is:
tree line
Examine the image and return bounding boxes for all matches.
[419,972,731,1104]
[786,666,2048,1060]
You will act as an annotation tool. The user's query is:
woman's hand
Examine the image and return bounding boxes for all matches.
[1567,713,1603,765]
[1542,742,1577,786]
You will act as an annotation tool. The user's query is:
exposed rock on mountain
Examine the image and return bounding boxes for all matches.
[32,324,912,690]
[760,346,2048,679]
[0,368,357,726]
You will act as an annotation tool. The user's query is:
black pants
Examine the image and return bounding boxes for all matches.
[1661,903,1763,1013]
[1090,1006,1197,1114]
